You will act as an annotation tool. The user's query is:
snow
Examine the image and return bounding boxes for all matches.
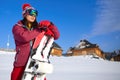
[0,51,120,80]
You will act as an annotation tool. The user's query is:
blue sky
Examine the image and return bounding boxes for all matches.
[0,0,120,53]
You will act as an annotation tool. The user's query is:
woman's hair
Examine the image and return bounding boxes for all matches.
[21,18,38,28]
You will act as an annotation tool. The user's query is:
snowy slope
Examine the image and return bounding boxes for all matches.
[0,51,120,80]
[0,51,15,80]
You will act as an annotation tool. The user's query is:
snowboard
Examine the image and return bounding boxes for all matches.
[22,31,54,80]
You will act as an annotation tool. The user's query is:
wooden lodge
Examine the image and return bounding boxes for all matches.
[51,42,63,56]
[109,50,120,61]
[111,55,120,61]
[66,39,104,59]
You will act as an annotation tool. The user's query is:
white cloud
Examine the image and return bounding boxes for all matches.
[91,0,120,36]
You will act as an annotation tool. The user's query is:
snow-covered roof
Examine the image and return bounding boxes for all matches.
[74,39,98,49]
[53,42,62,49]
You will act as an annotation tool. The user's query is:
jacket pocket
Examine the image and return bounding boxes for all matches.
[15,48,20,63]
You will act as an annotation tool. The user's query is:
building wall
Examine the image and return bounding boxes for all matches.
[51,48,62,56]
[111,55,120,61]
[67,47,104,58]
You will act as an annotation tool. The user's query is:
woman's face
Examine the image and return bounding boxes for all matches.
[26,15,36,22]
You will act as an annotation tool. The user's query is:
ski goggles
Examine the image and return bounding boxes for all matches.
[27,9,38,16]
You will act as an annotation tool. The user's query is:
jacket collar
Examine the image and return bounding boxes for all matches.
[16,21,33,30]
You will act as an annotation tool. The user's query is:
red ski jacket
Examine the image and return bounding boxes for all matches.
[12,21,60,67]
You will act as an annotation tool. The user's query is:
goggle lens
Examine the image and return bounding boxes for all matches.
[27,9,38,16]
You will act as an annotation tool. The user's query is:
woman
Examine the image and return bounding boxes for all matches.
[11,3,60,80]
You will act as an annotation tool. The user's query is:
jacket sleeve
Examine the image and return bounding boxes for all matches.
[12,24,41,43]
[38,20,60,40]
[49,25,60,40]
